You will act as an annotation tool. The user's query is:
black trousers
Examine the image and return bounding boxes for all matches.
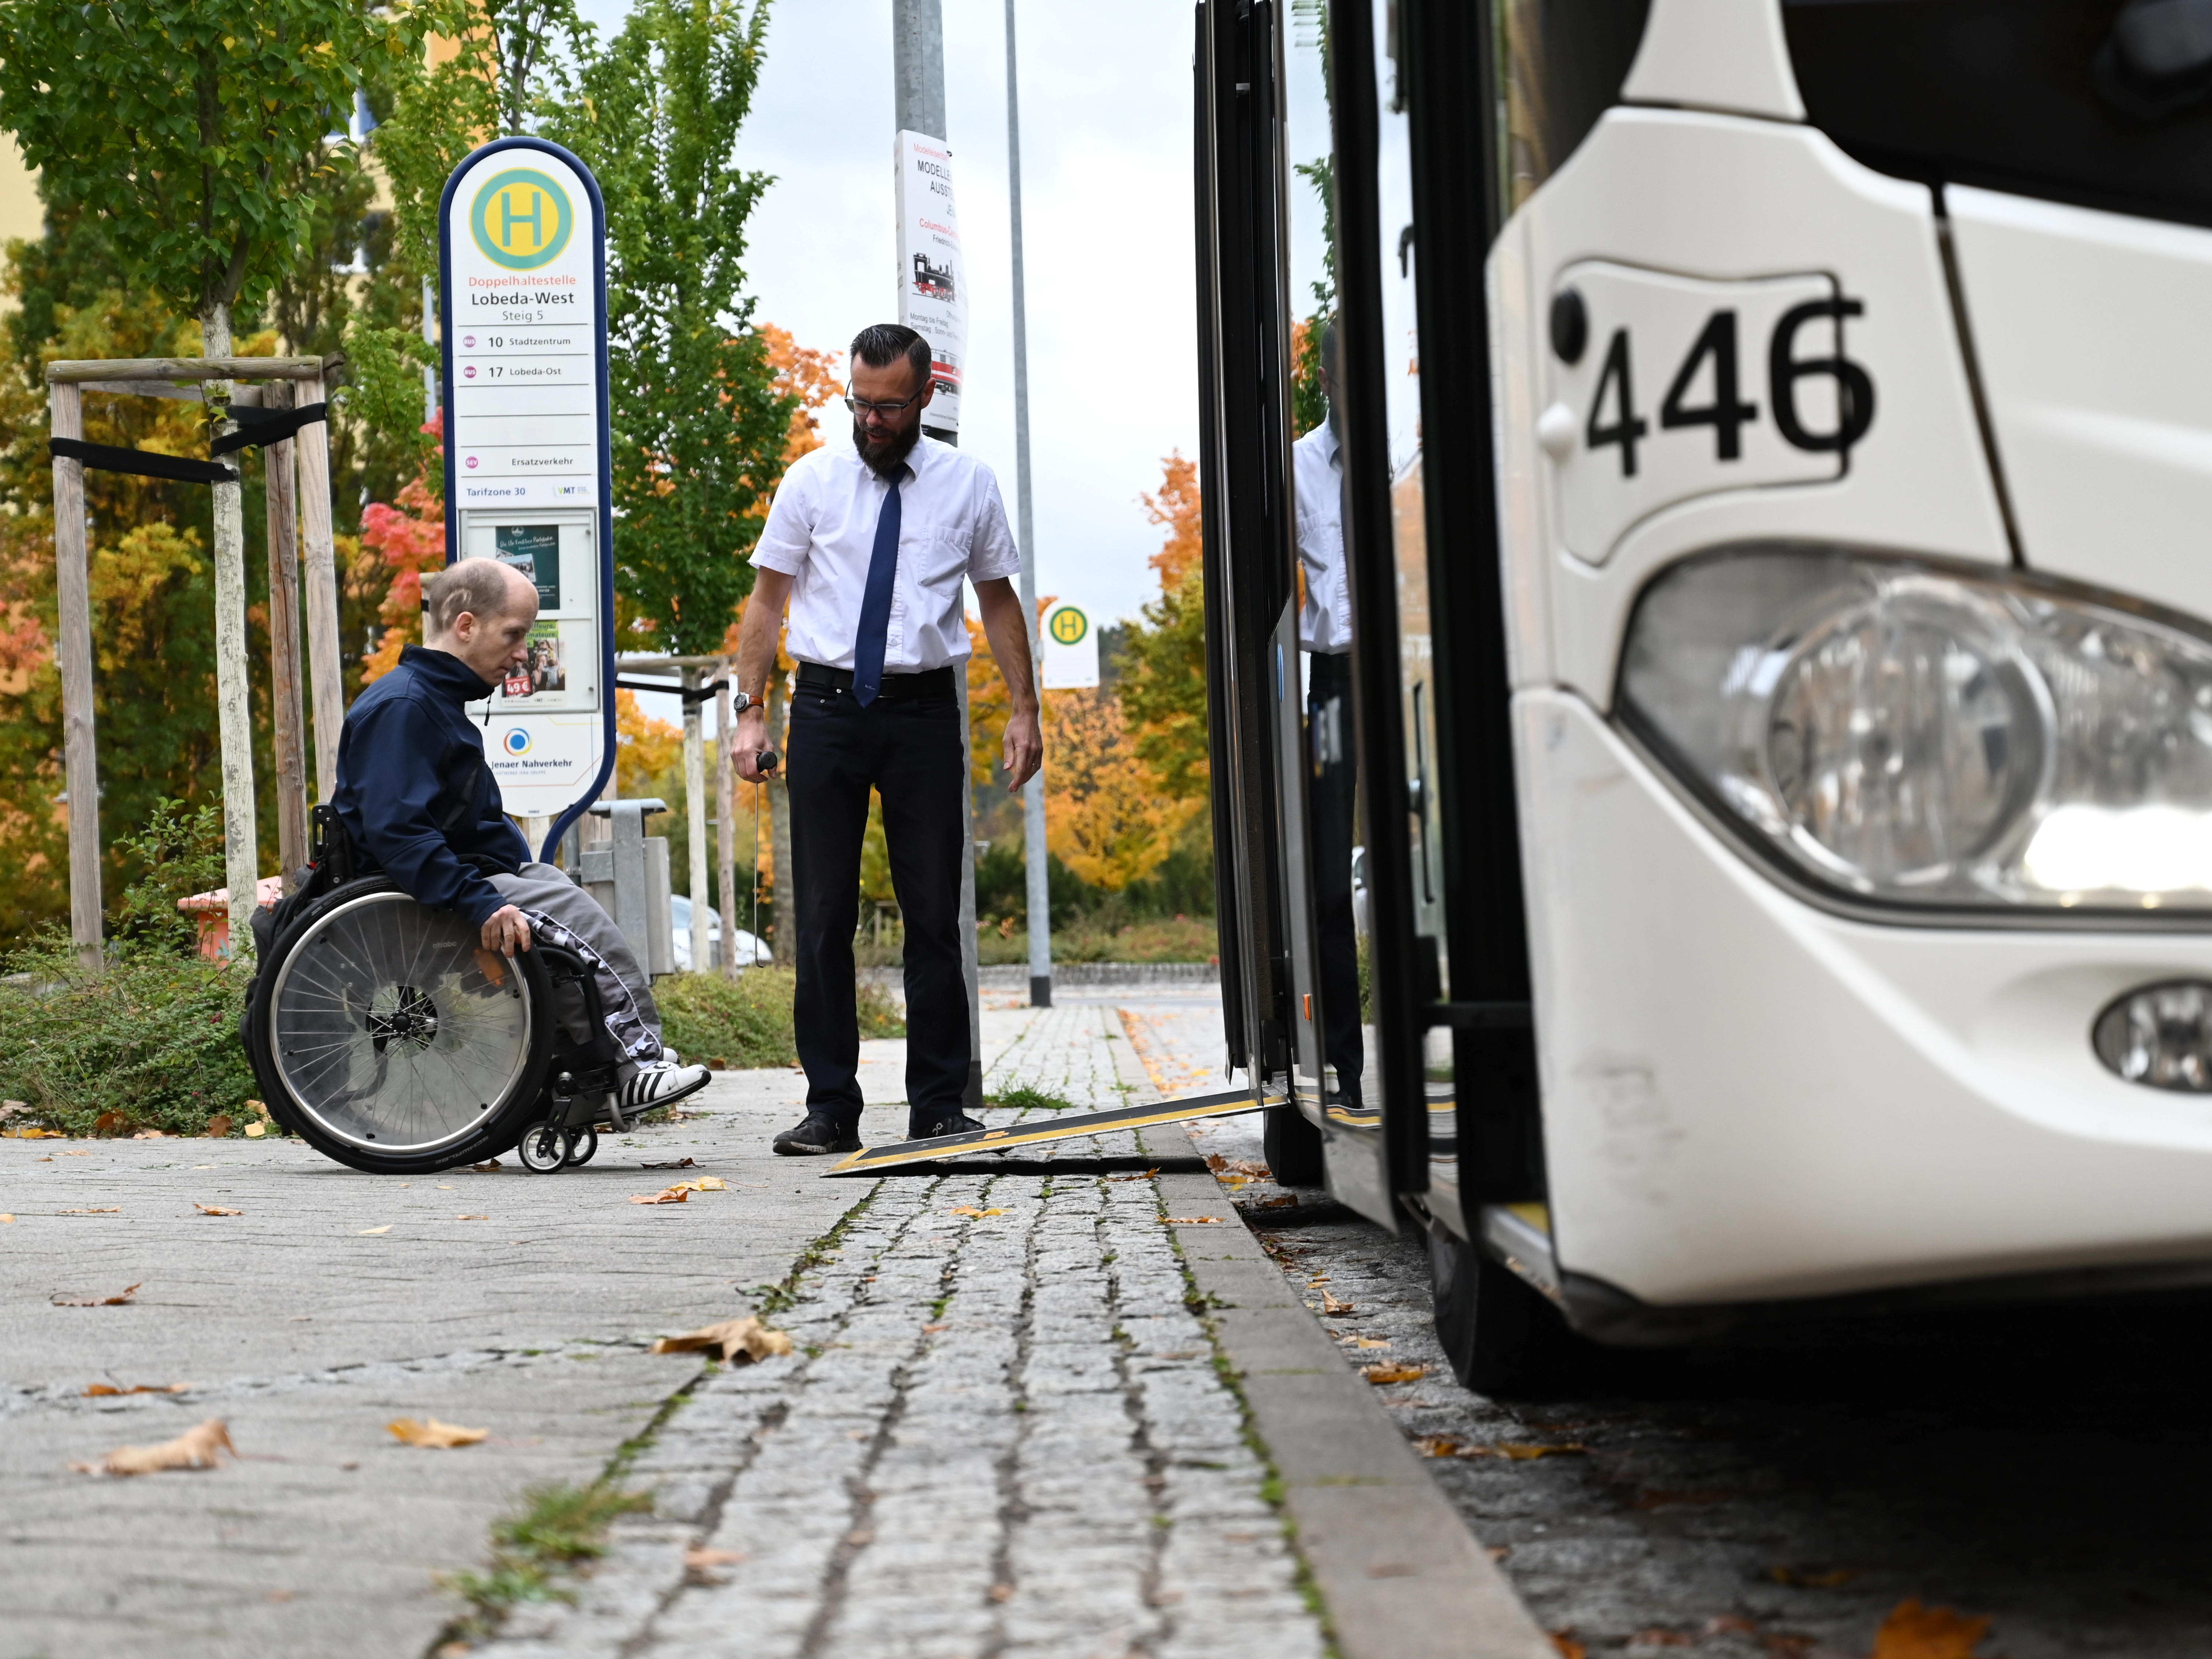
[787,681,970,1130]
[1307,650,1364,1099]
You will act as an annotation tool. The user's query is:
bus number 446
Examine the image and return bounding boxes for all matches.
[1585,299,1875,478]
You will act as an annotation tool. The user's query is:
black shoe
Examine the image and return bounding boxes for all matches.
[773,1114,861,1156]
[907,1111,987,1141]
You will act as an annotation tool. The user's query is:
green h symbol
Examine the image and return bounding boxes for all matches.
[499,188,545,250]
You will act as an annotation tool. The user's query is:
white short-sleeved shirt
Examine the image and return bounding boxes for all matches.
[1293,420,1351,655]
[752,436,1022,673]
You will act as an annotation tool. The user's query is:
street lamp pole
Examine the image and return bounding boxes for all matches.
[894,0,987,1106]
[1005,0,1052,1011]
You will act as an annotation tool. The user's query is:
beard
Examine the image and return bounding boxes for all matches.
[854,414,923,480]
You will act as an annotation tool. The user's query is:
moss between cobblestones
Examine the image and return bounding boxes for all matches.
[749,1181,881,1317]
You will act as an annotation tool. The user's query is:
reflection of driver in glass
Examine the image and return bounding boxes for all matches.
[1296,322,1362,1107]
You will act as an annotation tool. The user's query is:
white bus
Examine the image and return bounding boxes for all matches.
[1196,0,2212,1391]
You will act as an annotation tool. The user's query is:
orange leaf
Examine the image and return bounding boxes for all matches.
[72,1417,235,1476]
[1360,1362,1427,1385]
[53,1283,141,1307]
[205,1114,233,1138]
[1551,1633,1586,1659]
[83,1381,189,1397]
[1163,1217,1221,1225]
[650,1315,793,1365]
[386,1417,487,1449]
[1869,1598,1993,1659]
[629,1185,692,1205]
[195,1204,242,1216]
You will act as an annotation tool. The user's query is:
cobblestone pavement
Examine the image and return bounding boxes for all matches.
[1196,1112,2212,1659]
[476,989,1329,1659]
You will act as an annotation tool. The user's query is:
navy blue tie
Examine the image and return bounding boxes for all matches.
[851,475,902,706]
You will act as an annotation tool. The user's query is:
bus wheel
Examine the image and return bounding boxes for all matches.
[1428,1221,1583,1398]
[1263,1105,1325,1185]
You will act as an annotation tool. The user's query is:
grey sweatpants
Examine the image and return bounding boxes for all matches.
[490,863,664,1066]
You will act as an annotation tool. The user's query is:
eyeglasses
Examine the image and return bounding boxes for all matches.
[844,384,930,419]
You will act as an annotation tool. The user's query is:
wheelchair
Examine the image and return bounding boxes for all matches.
[241,810,638,1177]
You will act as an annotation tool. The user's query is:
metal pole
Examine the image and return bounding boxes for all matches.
[1006,0,1052,1010]
[683,664,711,974]
[896,0,984,1107]
[49,380,101,973]
[717,674,739,979]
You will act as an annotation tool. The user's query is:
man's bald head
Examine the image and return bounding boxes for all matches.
[424,559,537,641]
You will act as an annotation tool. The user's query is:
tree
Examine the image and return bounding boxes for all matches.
[1119,454,1211,802]
[1044,689,1192,893]
[0,0,430,938]
[544,0,795,655]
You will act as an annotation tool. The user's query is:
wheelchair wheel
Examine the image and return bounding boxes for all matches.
[253,880,554,1175]
[516,1122,568,1174]
[563,1128,598,1167]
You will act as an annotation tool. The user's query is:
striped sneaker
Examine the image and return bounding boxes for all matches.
[618,1062,712,1116]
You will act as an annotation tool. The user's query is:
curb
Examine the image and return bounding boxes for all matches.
[1154,1134,1553,1659]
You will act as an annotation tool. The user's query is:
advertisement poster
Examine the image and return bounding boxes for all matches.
[895,129,965,432]
[496,522,562,610]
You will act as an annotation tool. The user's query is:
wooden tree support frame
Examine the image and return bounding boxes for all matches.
[47,354,344,971]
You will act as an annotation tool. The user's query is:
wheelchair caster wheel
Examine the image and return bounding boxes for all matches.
[563,1128,598,1168]
[518,1123,568,1174]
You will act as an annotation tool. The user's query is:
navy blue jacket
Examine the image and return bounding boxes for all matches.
[333,645,530,926]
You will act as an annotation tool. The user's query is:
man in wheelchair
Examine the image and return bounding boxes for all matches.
[331,559,712,1121]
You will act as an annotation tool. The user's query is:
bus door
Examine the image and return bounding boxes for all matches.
[1196,0,1388,1217]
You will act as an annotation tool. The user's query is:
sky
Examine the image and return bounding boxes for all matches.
[570,0,1331,724]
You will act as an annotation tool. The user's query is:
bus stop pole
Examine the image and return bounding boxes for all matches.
[1006,0,1052,1011]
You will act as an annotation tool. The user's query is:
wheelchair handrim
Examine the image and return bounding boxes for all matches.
[266,889,537,1155]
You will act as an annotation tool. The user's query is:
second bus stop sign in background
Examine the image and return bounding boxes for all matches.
[437,138,617,859]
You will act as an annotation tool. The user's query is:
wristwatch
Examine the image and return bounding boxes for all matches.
[731,689,758,713]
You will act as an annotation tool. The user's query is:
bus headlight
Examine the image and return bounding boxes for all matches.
[1619,545,2212,911]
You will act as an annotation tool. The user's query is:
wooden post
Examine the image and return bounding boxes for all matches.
[294,369,343,803]
[716,674,738,979]
[683,664,711,974]
[200,307,261,952]
[50,380,102,973]
[263,382,310,887]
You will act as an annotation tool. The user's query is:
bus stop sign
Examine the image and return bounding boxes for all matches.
[437,137,616,860]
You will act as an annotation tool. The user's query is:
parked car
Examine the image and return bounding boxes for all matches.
[667,894,770,971]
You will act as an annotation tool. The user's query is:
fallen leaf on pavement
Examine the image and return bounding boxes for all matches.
[630,1186,692,1205]
[1630,1630,1698,1649]
[53,1283,142,1307]
[470,1160,502,1172]
[132,1129,165,1139]
[195,1204,242,1216]
[950,1205,1005,1217]
[1104,1168,1159,1182]
[94,1110,123,1133]
[386,1417,488,1449]
[1771,1565,1859,1589]
[244,1123,267,1138]
[206,1114,233,1138]
[1353,1337,1391,1349]
[71,1417,235,1476]
[0,1214,13,1224]
[651,1315,794,1365]
[1484,1442,1588,1460]
[1360,1362,1427,1385]
[684,1544,747,1584]
[455,1214,488,1221]
[1551,1631,1586,1659]
[56,1207,121,1215]
[246,1099,271,1120]
[60,1150,90,1157]
[1870,1598,1993,1659]
[84,1381,190,1397]
[1163,1217,1221,1225]
[641,1157,698,1170]
[671,1178,726,1193]
[1321,1291,1353,1314]
[1413,1435,1463,1458]
[357,1225,393,1235]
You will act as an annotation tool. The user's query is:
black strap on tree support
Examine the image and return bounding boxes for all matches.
[48,402,329,483]
[47,437,236,485]
[211,401,329,456]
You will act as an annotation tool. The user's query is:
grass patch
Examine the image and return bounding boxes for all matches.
[986,1083,1077,1113]
[658,966,903,1071]
[442,1482,652,1633]
[974,916,1219,966]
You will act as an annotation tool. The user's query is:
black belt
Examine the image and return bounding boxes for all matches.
[795,661,956,700]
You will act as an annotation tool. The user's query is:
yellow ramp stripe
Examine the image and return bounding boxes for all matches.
[828,1087,1281,1174]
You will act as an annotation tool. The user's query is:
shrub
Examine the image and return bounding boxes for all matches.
[654,966,906,1071]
